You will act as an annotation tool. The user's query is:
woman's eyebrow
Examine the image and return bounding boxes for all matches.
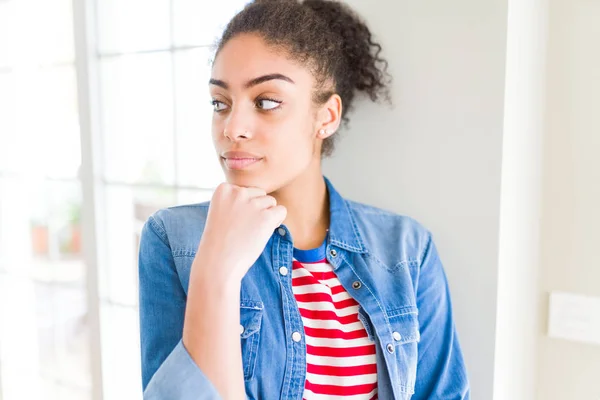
[209,73,295,90]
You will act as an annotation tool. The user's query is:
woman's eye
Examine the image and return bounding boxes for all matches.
[211,100,228,112]
[256,98,281,111]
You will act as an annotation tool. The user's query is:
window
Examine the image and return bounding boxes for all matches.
[0,0,247,398]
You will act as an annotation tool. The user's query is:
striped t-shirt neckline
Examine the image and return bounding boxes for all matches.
[292,235,378,400]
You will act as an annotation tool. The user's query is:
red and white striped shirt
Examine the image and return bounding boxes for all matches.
[292,244,378,400]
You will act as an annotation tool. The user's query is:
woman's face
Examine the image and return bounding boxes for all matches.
[209,33,338,193]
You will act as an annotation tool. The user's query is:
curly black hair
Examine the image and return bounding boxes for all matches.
[213,0,392,157]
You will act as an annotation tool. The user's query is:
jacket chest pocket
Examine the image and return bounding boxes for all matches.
[240,301,263,381]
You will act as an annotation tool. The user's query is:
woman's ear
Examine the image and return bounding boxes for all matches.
[316,94,342,139]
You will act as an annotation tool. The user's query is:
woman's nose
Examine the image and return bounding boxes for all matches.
[223,108,252,142]
[224,127,250,141]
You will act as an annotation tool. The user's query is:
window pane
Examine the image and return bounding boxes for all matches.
[0,177,91,400]
[97,0,170,54]
[172,0,249,47]
[100,53,175,185]
[0,0,75,67]
[174,48,224,188]
[99,303,142,400]
[0,1,13,68]
[0,72,17,171]
[176,188,213,205]
[0,66,80,178]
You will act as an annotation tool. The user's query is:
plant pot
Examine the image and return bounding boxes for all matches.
[70,223,81,254]
[32,225,49,255]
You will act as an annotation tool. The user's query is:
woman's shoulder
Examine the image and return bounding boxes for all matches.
[345,199,431,236]
[149,201,210,227]
[142,201,211,254]
[344,199,433,266]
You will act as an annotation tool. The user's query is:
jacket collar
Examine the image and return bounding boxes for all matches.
[324,176,368,254]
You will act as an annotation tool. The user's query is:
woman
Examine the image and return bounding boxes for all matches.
[139,0,469,399]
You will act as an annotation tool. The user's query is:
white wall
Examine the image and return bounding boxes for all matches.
[537,1,600,398]
[494,0,547,398]
[324,1,509,398]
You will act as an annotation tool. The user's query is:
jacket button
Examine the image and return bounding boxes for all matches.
[279,266,288,276]
[277,227,286,236]
[393,332,402,341]
[240,325,245,335]
[387,343,395,353]
[352,281,362,290]
[292,331,302,342]
[329,249,337,257]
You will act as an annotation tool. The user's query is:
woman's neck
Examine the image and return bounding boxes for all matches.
[270,170,330,250]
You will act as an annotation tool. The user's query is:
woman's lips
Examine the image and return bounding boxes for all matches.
[222,157,262,170]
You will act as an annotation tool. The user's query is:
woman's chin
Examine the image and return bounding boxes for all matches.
[225,173,267,190]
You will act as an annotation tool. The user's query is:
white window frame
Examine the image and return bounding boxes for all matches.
[72,0,105,398]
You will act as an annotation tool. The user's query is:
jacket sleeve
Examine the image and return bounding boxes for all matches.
[413,232,470,399]
[139,215,221,400]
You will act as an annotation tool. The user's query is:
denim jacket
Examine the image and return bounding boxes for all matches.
[139,177,470,399]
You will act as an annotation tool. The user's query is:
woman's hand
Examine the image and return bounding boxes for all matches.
[194,182,287,284]
[182,183,286,400]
